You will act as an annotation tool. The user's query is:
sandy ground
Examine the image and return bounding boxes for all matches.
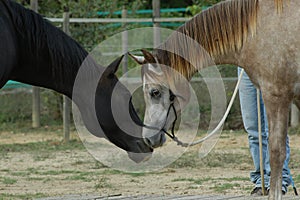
[0,129,300,199]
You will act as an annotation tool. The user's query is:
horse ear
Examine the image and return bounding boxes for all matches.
[105,55,124,77]
[128,52,146,65]
[128,50,156,64]
[141,49,156,64]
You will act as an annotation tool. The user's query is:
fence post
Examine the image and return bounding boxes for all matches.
[152,0,161,47]
[122,1,128,75]
[63,7,71,142]
[31,0,41,128]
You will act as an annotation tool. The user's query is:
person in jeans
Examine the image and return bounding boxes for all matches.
[238,68,293,196]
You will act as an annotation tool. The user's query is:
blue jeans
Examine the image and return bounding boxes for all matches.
[238,68,291,193]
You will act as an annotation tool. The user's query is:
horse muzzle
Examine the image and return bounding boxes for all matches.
[143,129,166,148]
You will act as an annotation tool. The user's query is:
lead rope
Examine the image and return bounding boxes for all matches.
[139,68,298,195]
[164,70,298,195]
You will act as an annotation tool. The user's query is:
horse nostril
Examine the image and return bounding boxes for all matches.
[144,133,166,148]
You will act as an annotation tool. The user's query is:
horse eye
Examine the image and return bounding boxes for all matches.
[150,89,161,98]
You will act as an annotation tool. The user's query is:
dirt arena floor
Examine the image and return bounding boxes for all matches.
[0,127,300,200]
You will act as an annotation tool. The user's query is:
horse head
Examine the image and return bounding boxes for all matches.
[74,55,153,163]
[130,50,190,149]
[96,56,154,162]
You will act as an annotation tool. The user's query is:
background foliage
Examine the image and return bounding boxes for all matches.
[15,0,225,50]
[3,0,241,130]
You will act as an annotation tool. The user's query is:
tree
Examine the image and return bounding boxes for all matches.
[187,0,223,15]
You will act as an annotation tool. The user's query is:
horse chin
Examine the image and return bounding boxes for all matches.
[127,140,153,163]
[127,151,153,163]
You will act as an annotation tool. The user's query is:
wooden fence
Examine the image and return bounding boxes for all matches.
[7,0,298,142]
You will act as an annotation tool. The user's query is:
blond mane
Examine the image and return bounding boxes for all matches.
[275,0,284,11]
[155,0,288,79]
[155,0,258,79]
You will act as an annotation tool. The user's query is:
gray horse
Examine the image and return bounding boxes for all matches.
[131,0,300,199]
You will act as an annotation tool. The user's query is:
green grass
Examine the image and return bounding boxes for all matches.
[211,183,241,193]
[219,177,249,182]
[293,174,300,183]
[66,173,93,182]
[0,121,68,133]
[172,177,248,192]
[102,169,124,175]
[173,178,196,182]
[169,149,252,169]
[172,177,211,185]
[94,177,112,189]
[0,177,17,185]
[10,171,30,177]
[126,172,147,177]
[169,152,198,168]
[37,170,73,176]
[172,177,251,193]
[26,177,45,181]
[287,126,300,135]
[102,169,149,177]
[25,169,101,177]
[0,193,46,200]
[33,152,53,161]
[91,161,107,169]
[0,139,84,156]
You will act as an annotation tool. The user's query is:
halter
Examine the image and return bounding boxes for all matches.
[138,57,183,145]
[158,90,178,141]
[132,89,189,147]
[159,99,190,147]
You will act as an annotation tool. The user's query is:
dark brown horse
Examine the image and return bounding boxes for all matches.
[132,0,299,199]
[0,0,152,162]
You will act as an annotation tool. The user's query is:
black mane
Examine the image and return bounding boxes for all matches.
[4,0,89,93]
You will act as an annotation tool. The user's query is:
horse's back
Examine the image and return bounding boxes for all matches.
[257,0,300,47]
[245,0,300,64]
[0,0,18,88]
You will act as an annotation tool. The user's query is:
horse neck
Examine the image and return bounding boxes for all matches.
[14,36,89,98]
[156,44,239,81]
[157,0,258,79]
[8,1,96,99]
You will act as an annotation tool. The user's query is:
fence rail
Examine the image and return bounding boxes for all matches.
[47,17,191,23]
[3,3,298,130]
[2,78,240,89]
